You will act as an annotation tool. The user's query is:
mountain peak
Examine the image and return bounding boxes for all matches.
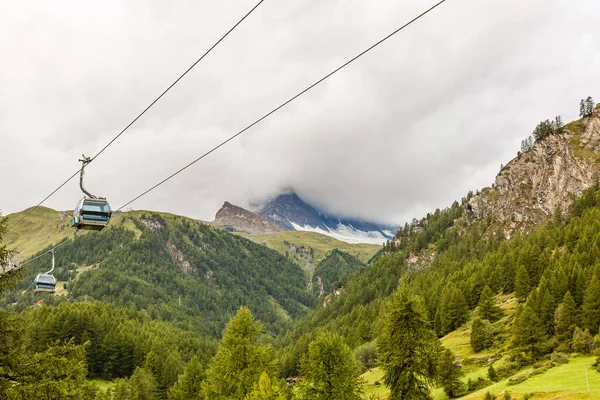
[258,190,398,244]
[212,201,282,234]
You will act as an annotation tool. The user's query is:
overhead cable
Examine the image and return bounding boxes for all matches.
[6,0,265,232]
[117,0,447,210]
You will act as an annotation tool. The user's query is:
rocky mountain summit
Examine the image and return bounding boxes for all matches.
[211,201,283,234]
[467,106,600,235]
[258,191,398,244]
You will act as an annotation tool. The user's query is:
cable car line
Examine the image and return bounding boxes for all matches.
[6,0,265,233]
[116,0,448,211]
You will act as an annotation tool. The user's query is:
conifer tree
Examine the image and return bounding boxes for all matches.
[202,307,272,400]
[378,288,440,399]
[246,372,285,400]
[583,275,600,334]
[580,99,586,117]
[586,96,595,116]
[437,348,464,398]
[293,333,363,400]
[554,291,578,344]
[441,288,469,334]
[470,317,494,352]
[168,356,204,400]
[478,286,503,322]
[572,327,594,354]
[513,304,547,362]
[514,266,531,301]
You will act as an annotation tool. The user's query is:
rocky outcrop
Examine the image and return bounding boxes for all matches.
[467,110,600,236]
[212,201,283,234]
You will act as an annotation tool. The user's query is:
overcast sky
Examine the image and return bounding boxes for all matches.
[1,0,599,225]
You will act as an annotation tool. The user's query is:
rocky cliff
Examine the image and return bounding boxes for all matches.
[211,201,283,234]
[467,106,600,235]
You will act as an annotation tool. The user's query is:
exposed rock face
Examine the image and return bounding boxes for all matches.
[257,191,398,244]
[212,201,283,234]
[467,111,600,235]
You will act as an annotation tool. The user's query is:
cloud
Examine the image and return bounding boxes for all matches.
[1,0,599,226]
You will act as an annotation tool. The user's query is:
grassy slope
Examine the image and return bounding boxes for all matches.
[5,207,380,266]
[239,230,380,265]
[362,293,600,399]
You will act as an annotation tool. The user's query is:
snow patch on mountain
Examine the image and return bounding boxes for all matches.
[290,222,388,245]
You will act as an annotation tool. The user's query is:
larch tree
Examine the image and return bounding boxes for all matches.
[378,288,440,400]
[470,317,494,353]
[437,348,464,398]
[512,304,547,362]
[477,286,503,322]
[168,356,204,400]
[554,291,578,344]
[514,265,531,301]
[293,333,363,400]
[583,275,600,334]
[202,307,273,400]
[245,372,285,400]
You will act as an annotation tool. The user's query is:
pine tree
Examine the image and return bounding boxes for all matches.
[571,327,594,354]
[202,307,272,400]
[246,372,285,400]
[441,288,469,334]
[437,348,464,398]
[470,317,494,352]
[583,275,600,334]
[513,304,547,362]
[514,265,531,301]
[580,99,586,118]
[478,286,503,322]
[168,356,204,400]
[293,333,363,400]
[378,288,440,399]
[554,291,578,344]
[554,115,564,133]
[586,96,595,116]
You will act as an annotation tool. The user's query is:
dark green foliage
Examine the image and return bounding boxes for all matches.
[277,252,406,376]
[478,286,503,321]
[167,356,204,400]
[353,341,378,372]
[311,249,365,296]
[440,287,469,334]
[7,216,316,337]
[471,317,494,352]
[582,275,600,334]
[514,265,531,301]
[392,202,463,254]
[513,305,548,362]
[487,365,498,382]
[378,288,440,400]
[572,327,594,354]
[531,116,563,141]
[293,333,363,400]
[23,301,216,384]
[111,367,158,400]
[437,348,465,398]
[554,291,578,345]
[202,307,272,400]
[483,392,495,400]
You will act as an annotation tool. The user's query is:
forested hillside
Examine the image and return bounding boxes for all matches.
[3,106,600,399]
[5,212,316,336]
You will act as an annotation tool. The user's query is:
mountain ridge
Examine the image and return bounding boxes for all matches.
[257,191,398,244]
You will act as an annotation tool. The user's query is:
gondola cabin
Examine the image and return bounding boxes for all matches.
[33,273,56,293]
[70,198,112,231]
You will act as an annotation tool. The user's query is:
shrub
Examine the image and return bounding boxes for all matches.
[507,374,529,386]
[550,352,569,364]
